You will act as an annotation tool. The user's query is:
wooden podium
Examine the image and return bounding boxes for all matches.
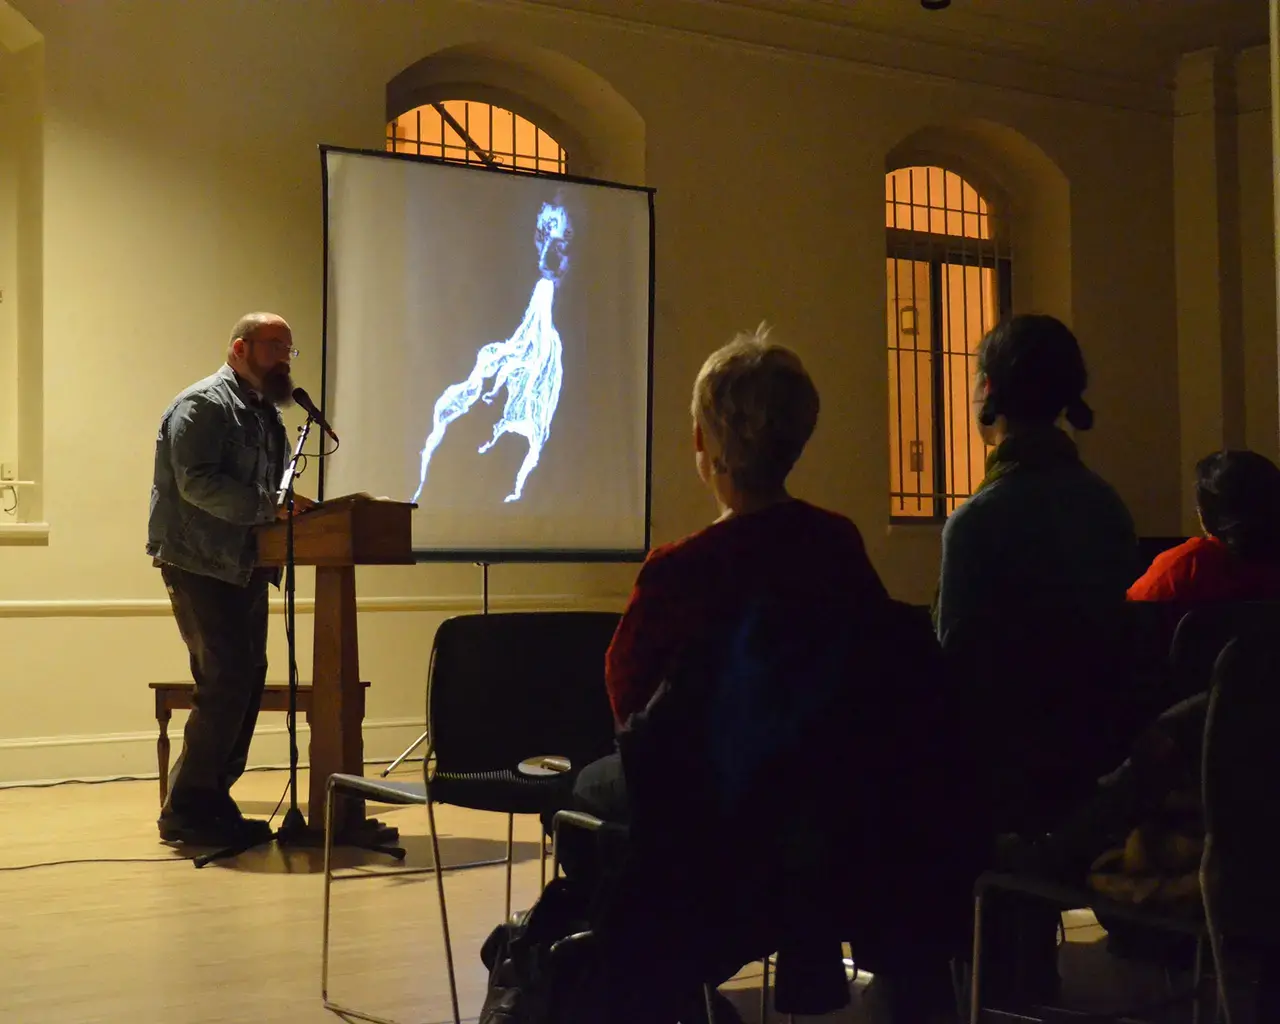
[255,494,414,837]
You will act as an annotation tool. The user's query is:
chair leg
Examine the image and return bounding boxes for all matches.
[505,812,515,921]
[539,831,548,891]
[321,780,337,1004]
[969,891,984,1024]
[427,798,461,1024]
[1196,931,1222,1024]
[760,954,770,1023]
[704,983,717,1023]
[320,779,413,1024]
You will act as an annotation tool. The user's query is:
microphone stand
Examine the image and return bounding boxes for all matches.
[194,417,314,867]
[275,417,311,842]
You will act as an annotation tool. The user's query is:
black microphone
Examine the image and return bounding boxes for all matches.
[291,387,339,444]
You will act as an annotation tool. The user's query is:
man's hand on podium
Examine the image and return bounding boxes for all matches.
[276,493,317,520]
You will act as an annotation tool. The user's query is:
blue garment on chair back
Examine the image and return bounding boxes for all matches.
[707,597,853,816]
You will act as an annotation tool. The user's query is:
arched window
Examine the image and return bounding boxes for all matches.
[886,166,1010,521]
[387,99,566,174]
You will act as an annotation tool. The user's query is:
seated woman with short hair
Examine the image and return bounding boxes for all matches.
[1128,449,1280,603]
[555,327,970,1023]
[604,324,888,725]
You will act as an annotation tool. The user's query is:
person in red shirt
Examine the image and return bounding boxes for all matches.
[551,325,924,1021]
[604,325,888,724]
[1128,450,1280,603]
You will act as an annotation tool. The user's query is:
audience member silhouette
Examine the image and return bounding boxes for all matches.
[935,314,1138,644]
[1129,449,1280,603]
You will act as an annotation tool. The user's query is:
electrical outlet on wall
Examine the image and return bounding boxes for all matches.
[0,463,15,481]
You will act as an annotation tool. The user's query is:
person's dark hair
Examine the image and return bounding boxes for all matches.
[976,314,1093,430]
[1195,450,1280,561]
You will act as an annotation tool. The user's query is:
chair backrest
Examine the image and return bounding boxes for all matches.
[1170,601,1280,702]
[1201,634,1280,930]
[616,597,982,959]
[426,611,621,776]
[942,602,1166,832]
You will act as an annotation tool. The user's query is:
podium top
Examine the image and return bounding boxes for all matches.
[255,494,416,567]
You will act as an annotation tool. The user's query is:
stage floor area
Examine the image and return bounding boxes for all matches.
[0,765,1174,1023]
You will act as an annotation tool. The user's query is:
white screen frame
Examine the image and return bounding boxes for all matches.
[317,145,655,563]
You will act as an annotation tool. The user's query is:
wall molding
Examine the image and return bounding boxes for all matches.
[473,0,1174,114]
[0,592,627,619]
[0,715,421,753]
[0,716,429,787]
[0,521,50,545]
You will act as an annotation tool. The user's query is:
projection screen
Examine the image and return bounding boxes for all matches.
[319,147,654,561]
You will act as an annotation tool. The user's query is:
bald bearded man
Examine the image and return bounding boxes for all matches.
[147,312,313,846]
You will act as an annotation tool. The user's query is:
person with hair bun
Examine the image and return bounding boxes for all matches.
[1128,449,1280,602]
[935,314,1138,643]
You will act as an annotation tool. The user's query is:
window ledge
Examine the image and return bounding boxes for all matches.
[885,521,944,537]
[0,522,50,545]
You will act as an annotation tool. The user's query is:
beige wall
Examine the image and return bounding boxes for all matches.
[0,28,40,529]
[0,0,1185,781]
[0,50,16,500]
[1172,44,1277,533]
[1237,45,1278,460]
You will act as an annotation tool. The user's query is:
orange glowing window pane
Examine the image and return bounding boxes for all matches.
[386,100,566,175]
[885,166,990,240]
[885,166,1001,519]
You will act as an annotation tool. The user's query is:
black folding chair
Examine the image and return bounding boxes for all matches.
[943,603,1168,838]
[544,599,971,1024]
[321,610,619,1024]
[1199,637,1280,1023]
[1168,601,1280,702]
[969,636,1280,1023]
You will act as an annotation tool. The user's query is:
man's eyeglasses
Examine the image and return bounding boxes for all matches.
[252,339,299,359]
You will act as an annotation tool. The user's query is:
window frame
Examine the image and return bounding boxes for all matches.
[885,171,1011,524]
[385,99,567,176]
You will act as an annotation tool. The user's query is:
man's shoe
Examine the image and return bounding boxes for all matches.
[158,812,273,847]
[213,791,274,844]
[158,813,237,846]
[233,816,274,844]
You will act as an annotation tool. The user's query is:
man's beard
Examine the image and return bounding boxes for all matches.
[261,364,294,405]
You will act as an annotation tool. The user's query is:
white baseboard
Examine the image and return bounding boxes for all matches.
[0,593,627,618]
[0,717,427,786]
[0,591,627,783]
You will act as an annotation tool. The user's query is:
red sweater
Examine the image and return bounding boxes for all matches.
[1127,535,1280,603]
[605,500,888,724]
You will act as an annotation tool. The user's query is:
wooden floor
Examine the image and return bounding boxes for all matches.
[0,766,1166,1024]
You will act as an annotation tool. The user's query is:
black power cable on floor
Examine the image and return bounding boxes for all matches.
[0,857,182,873]
[0,757,425,872]
[0,756,425,791]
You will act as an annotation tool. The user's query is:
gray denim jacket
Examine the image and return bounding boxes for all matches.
[147,364,288,585]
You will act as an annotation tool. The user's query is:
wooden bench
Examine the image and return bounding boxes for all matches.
[149,681,370,808]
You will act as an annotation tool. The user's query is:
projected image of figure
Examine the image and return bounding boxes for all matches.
[411,198,572,504]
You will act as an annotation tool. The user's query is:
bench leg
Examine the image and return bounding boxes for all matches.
[157,712,171,809]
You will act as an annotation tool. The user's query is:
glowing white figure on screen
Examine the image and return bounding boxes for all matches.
[411,199,571,504]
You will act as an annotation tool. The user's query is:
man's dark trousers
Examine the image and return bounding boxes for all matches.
[160,563,269,821]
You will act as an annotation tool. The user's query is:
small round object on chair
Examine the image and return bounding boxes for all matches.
[517,755,572,777]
